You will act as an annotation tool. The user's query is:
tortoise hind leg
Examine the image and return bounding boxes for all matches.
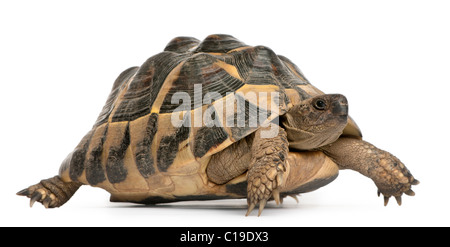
[17,176,82,208]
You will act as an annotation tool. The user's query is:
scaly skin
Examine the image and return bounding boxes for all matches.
[320,137,419,205]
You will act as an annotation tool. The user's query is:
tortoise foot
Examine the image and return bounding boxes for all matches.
[17,176,81,208]
[371,151,419,206]
[246,160,285,216]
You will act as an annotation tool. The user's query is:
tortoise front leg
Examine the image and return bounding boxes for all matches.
[246,124,288,216]
[320,137,419,205]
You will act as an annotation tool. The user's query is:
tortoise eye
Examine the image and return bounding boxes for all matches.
[313,99,327,110]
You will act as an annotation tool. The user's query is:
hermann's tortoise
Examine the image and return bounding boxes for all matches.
[18,34,419,216]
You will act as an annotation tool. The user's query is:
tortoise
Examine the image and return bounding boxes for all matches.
[17,34,419,216]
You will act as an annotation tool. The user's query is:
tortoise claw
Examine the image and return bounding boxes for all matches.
[404,189,415,196]
[289,195,299,203]
[258,199,267,217]
[383,196,390,206]
[16,189,30,196]
[30,192,43,208]
[395,196,402,206]
[245,204,256,217]
[246,199,269,217]
[273,189,281,205]
[43,196,54,209]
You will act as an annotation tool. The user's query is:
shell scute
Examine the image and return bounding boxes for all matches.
[164,36,200,53]
[194,34,247,53]
[111,52,190,122]
[94,66,138,127]
[159,53,245,114]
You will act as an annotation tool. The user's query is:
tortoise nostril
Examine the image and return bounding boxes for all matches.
[332,96,348,116]
[337,95,348,106]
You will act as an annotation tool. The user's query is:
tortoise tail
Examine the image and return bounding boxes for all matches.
[17,176,82,208]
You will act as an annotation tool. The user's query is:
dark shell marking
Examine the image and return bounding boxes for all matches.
[105,123,130,183]
[134,113,158,178]
[193,107,229,158]
[63,34,314,188]
[85,124,108,185]
[157,123,190,172]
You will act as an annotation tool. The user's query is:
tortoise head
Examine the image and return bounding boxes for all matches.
[281,94,348,150]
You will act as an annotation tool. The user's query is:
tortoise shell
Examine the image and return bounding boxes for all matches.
[57,34,361,203]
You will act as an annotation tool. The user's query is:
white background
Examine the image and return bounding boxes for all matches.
[1,0,449,226]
